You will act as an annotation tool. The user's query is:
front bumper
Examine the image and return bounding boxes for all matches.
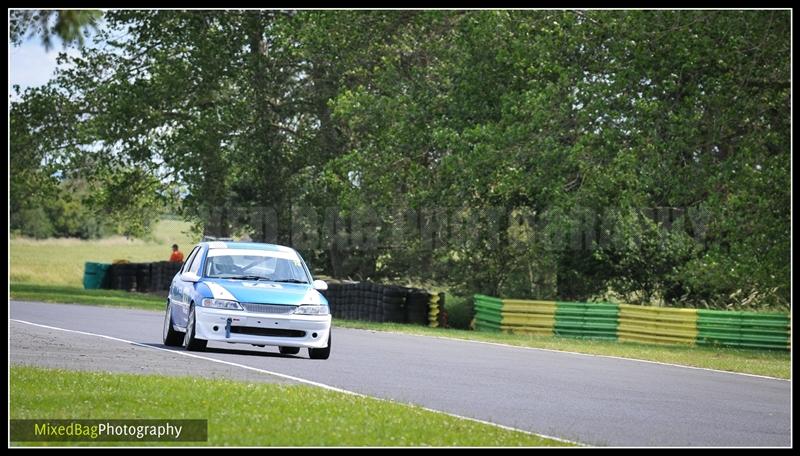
[194,307,331,348]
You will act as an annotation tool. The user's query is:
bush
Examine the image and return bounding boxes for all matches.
[48,197,113,239]
[12,207,55,239]
[445,294,474,330]
[10,178,126,240]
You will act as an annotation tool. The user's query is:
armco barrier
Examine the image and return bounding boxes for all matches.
[500,299,556,336]
[474,294,503,332]
[697,309,791,350]
[473,294,790,351]
[555,301,618,340]
[618,304,698,345]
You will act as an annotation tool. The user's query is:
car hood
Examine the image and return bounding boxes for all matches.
[201,278,327,306]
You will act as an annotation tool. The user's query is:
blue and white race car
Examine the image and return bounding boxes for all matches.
[162,241,331,359]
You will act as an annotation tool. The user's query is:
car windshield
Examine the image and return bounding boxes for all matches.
[205,250,308,283]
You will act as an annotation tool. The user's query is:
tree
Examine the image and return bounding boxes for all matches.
[9,9,102,50]
[9,10,789,309]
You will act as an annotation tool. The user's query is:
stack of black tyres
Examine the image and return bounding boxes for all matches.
[102,261,182,292]
[114,263,136,292]
[347,284,352,318]
[406,289,431,325]
[150,262,163,292]
[321,283,342,318]
[135,263,150,292]
[163,262,182,289]
[367,282,382,322]
[355,283,363,320]
[382,286,407,323]
[353,285,361,319]
[358,282,369,321]
[365,283,375,321]
[320,282,432,326]
[105,265,118,290]
[354,283,362,320]
[157,261,182,291]
[341,285,349,319]
[437,292,448,327]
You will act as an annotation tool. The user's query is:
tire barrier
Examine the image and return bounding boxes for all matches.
[321,282,442,326]
[428,292,447,328]
[406,289,431,325]
[474,294,791,351]
[85,262,450,327]
[86,261,182,293]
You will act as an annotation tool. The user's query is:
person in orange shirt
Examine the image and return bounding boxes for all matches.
[169,244,184,263]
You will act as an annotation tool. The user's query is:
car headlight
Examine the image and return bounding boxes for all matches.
[201,298,243,310]
[292,305,330,316]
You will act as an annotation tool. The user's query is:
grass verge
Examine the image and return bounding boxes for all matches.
[9,283,790,379]
[10,366,568,447]
[10,283,165,311]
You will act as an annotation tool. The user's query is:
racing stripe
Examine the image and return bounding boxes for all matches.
[206,282,237,301]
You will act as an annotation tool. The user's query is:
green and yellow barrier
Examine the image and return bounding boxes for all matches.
[697,309,790,350]
[473,295,790,351]
[618,304,698,346]
[502,299,556,336]
[555,301,618,340]
[474,295,503,332]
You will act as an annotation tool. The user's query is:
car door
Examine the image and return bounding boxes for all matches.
[170,245,201,328]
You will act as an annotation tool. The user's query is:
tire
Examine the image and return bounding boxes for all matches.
[308,333,331,360]
[162,301,183,346]
[278,346,300,355]
[183,305,207,351]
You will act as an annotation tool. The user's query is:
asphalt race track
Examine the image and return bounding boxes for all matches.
[9,301,791,447]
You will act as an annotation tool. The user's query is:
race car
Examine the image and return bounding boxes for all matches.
[162,240,331,359]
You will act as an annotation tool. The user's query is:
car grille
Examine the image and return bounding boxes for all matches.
[241,303,297,314]
[230,326,306,338]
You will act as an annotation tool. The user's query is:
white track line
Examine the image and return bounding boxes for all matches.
[12,301,785,381]
[348,327,791,382]
[10,319,582,446]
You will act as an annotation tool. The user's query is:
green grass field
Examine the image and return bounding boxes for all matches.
[10,366,568,447]
[10,219,197,286]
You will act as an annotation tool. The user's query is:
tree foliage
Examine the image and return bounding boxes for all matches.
[9,9,102,50]
[9,10,790,309]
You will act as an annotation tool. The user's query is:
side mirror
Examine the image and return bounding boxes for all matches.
[312,279,328,291]
[180,272,200,283]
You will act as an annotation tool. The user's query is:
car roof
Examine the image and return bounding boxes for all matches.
[197,241,296,253]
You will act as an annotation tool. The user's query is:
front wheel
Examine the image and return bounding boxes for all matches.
[308,333,331,360]
[183,306,207,351]
[163,301,183,346]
